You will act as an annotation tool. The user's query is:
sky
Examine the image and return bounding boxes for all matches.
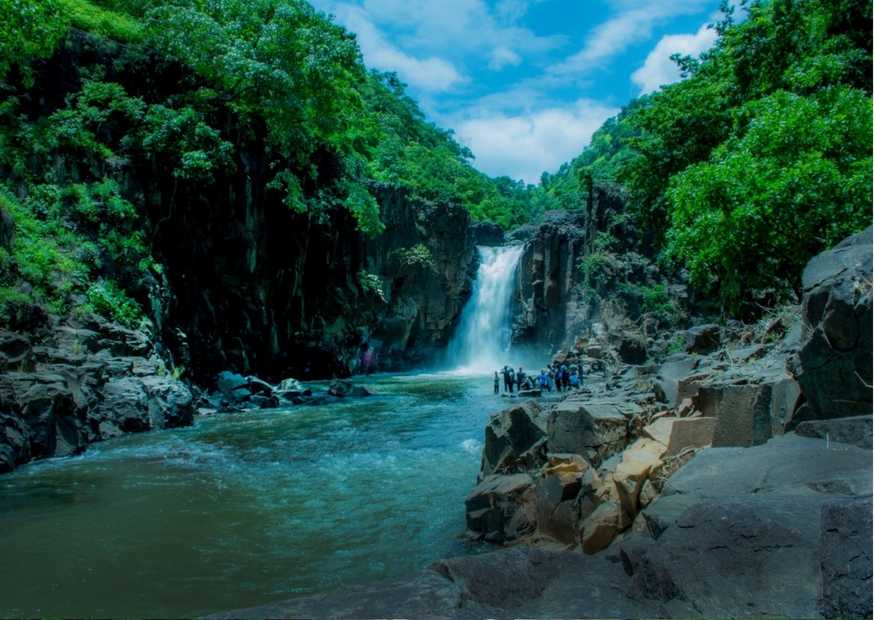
[308,0,729,184]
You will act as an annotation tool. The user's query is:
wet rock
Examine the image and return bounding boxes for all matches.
[465,473,535,543]
[328,379,371,398]
[794,226,872,421]
[0,412,31,473]
[684,323,721,354]
[470,221,505,246]
[819,497,873,619]
[796,415,873,449]
[481,401,545,478]
[275,377,309,400]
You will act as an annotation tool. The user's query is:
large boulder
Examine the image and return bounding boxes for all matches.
[652,354,700,408]
[481,401,545,478]
[793,227,872,423]
[684,324,721,354]
[697,382,774,447]
[546,399,629,464]
[465,473,535,543]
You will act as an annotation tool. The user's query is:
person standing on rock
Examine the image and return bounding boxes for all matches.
[502,366,511,393]
[494,371,500,394]
[508,367,516,393]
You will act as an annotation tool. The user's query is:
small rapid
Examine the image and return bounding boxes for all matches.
[446,245,523,373]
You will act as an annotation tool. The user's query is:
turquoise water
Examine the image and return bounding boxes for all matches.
[0,373,499,617]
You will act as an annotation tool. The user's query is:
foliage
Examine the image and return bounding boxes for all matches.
[357,271,386,303]
[391,243,435,271]
[0,0,69,84]
[546,0,872,315]
[83,279,143,327]
[619,282,681,324]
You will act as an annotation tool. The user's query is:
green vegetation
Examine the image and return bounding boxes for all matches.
[0,0,547,326]
[550,0,871,315]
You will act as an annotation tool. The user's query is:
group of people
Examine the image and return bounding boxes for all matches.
[494,363,583,394]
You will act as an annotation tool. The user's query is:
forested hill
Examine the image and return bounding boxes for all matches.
[537,0,872,315]
[0,0,542,329]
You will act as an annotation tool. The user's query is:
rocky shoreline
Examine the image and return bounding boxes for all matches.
[213,229,872,619]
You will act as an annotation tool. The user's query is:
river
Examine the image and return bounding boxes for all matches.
[0,372,499,617]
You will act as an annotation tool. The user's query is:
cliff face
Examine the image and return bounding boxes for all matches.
[6,32,477,384]
[365,187,476,370]
[511,185,630,350]
[151,176,475,381]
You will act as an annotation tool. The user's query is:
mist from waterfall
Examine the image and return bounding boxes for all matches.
[446,245,523,373]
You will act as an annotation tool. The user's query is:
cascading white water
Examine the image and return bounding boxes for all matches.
[447,245,523,373]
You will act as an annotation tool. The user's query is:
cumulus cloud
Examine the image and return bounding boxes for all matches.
[631,23,718,94]
[452,100,619,183]
[549,0,711,77]
[315,2,465,92]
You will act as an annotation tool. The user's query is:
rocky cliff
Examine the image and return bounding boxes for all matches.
[511,184,675,353]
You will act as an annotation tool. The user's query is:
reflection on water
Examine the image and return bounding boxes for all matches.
[0,372,499,617]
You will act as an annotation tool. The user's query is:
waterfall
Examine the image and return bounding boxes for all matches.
[447,245,523,373]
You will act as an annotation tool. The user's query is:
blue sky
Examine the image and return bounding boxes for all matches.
[309,0,728,183]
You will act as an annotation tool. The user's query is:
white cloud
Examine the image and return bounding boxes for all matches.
[452,100,619,183]
[631,23,717,94]
[489,46,522,70]
[317,2,465,92]
[549,0,710,77]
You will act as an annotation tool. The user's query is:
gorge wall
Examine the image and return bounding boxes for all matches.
[510,184,666,353]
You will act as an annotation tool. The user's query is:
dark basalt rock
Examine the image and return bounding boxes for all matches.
[0,317,194,473]
[792,226,872,423]
[470,221,505,246]
[796,415,873,449]
[684,324,721,354]
[819,497,873,619]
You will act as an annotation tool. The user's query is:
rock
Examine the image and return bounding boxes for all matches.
[617,335,648,365]
[653,354,700,408]
[465,473,535,543]
[638,479,657,508]
[534,472,584,544]
[643,417,716,456]
[796,415,873,449]
[217,371,249,400]
[275,377,309,399]
[97,377,150,433]
[328,379,370,398]
[245,376,275,396]
[698,382,773,447]
[795,226,872,421]
[470,221,505,246]
[140,375,194,429]
[586,345,603,359]
[580,500,627,554]
[517,388,542,397]
[684,323,721,354]
[0,330,32,369]
[769,376,803,435]
[0,412,31,473]
[819,497,873,619]
[546,400,628,464]
[481,402,545,477]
